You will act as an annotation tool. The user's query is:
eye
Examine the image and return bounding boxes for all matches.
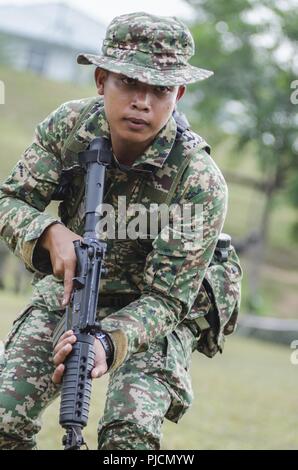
[121,76,137,86]
[154,86,173,94]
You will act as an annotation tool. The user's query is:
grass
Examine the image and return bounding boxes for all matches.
[0,65,94,180]
[0,291,297,450]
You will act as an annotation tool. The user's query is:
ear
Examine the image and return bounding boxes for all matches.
[176,85,186,102]
[94,68,108,96]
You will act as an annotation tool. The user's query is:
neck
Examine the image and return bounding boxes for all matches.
[110,131,154,167]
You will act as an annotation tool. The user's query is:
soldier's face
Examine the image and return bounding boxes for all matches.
[95,69,185,146]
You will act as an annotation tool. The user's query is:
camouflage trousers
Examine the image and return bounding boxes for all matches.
[0,297,196,450]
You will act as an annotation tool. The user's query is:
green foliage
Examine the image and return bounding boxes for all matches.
[185,0,298,207]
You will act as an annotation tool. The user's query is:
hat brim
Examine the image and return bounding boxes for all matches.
[77,53,213,86]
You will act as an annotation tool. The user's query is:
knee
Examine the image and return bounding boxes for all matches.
[98,421,160,450]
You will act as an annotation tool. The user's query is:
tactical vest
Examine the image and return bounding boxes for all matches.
[53,97,242,358]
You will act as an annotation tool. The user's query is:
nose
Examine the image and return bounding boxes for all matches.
[131,87,151,111]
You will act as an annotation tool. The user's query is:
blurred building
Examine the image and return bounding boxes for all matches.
[0,1,106,83]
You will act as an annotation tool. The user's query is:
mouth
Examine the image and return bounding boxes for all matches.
[125,116,149,125]
[124,117,149,130]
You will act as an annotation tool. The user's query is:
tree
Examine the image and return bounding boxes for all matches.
[184,0,298,310]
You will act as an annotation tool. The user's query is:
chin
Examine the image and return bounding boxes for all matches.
[122,130,154,142]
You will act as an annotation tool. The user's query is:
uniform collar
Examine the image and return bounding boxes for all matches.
[130,115,177,170]
[78,98,177,172]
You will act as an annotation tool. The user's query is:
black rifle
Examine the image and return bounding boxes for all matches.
[52,137,112,450]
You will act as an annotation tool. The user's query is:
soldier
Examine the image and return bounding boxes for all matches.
[0,12,234,450]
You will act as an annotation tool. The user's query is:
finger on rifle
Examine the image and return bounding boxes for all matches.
[52,364,65,385]
[53,334,76,355]
[59,329,74,342]
[62,261,76,306]
[53,342,73,366]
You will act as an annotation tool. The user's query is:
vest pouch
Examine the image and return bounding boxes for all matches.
[184,237,242,358]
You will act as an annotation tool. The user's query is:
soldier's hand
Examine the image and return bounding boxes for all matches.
[51,330,108,385]
[39,223,83,306]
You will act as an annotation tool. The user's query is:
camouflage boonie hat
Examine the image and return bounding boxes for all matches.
[77,12,213,86]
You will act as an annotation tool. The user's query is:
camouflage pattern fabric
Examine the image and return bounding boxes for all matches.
[97,322,195,450]
[0,304,62,449]
[0,293,195,449]
[77,12,213,86]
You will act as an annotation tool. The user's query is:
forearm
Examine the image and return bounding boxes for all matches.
[0,192,60,273]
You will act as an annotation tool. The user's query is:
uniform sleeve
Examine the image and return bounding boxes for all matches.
[101,150,228,372]
[0,102,79,274]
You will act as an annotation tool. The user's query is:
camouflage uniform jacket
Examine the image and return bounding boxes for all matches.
[0,97,228,372]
